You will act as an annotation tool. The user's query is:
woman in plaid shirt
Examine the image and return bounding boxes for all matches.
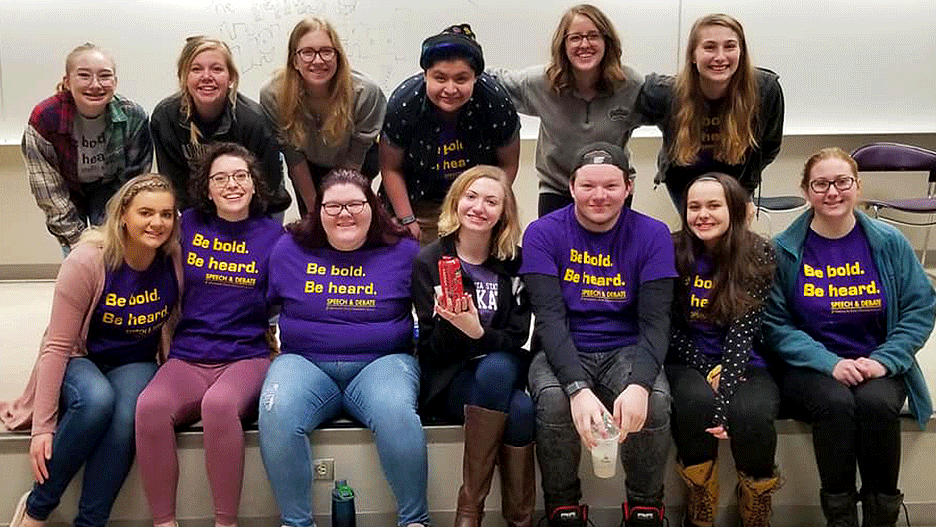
[23,43,153,253]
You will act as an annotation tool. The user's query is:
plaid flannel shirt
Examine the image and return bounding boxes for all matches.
[22,91,153,246]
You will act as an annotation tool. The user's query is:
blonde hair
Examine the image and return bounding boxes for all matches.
[800,147,858,190]
[56,43,115,93]
[546,4,626,94]
[80,173,179,270]
[176,36,240,144]
[273,17,353,149]
[671,14,759,166]
[437,166,521,260]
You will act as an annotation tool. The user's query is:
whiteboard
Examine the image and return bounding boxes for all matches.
[680,0,936,135]
[0,0,679,144]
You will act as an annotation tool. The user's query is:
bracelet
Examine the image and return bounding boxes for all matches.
[399,215,417,225]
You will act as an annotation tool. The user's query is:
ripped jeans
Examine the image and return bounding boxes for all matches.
[258,353,429,527]
[528,349,672,513]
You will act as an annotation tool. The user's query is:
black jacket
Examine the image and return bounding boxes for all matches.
[411,234,531,408]
[635,68,784,199]
[150,92,291,212]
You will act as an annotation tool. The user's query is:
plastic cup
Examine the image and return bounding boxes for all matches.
[590,416,621,478]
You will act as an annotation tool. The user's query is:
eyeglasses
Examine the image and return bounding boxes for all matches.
[809,176,856,193]
[72,70,116,86]
[322,200,368,216]
[209,170,251,187]
[565,31,602,46]
[296,46,337,63]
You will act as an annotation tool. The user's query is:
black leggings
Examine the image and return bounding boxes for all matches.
[781,367,906,495]
[667,364,779,478]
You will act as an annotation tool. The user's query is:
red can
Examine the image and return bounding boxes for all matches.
[438,256,464,303]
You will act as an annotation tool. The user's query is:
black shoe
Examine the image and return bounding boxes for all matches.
[548,504,588,527]
[623,501,665,527]
[820,490,859,527]
[860,492,904,527]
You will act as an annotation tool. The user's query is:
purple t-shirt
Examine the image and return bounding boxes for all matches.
[169,210,283,363]
[687,256,766,367]
[460,260,499,327]
[520,205,678,351]
[792,225,887,358]
[87,255,178,367]
[268,235,419,362]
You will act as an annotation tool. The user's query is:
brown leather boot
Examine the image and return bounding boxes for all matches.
[737,470,783,527]
[454,405,508,527]
[677,461,718,527]
[498,442,535,527]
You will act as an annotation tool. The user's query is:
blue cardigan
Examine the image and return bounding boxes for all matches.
[764,210,935,427]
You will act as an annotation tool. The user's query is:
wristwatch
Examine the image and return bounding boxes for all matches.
[564,381,590,397]
[399,215,417,225]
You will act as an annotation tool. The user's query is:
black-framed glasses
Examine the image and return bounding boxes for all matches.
[322,200,368,216]
[209,170,251,187]
[809,176,856,193]
[296,46,337,63]
[565,31,602,46]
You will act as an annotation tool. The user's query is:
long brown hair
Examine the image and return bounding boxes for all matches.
[545,4,626,94]
[176,36,240,143]
[272,17,353,149]
[673,173,773,325]
[287,168,408,249]
[671,14,759,167]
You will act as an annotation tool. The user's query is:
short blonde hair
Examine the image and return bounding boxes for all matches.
[437,166,520,260]
[80,173,180,270]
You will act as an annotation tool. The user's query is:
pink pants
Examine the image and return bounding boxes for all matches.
[135,357,269,525]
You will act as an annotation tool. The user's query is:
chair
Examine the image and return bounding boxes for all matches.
[753,195,807,237]
[852,142,936,268]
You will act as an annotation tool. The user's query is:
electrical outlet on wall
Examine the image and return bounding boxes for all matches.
[313,458,335,480]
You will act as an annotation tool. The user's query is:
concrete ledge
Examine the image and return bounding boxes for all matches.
[1,418,934,527]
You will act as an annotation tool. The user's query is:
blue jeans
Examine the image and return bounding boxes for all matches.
[258,353,429,527]
[26,357,158,527]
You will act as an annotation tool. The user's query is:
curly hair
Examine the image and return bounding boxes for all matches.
[189,142,270,221]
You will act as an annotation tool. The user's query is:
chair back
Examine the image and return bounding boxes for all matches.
[852,143,936,183]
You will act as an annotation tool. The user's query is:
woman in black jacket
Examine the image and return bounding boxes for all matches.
[411,165,533,527]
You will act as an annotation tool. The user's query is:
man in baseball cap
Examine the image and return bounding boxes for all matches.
[520,141,676,527]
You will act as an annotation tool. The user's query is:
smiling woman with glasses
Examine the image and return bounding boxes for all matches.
[261,17,386,217]
[135,142,282,527]
[765,147,936,527]
[259,168,430,527]
[492,4,644,217]
[23,42,153,253]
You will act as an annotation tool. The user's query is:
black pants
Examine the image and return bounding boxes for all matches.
[781,366,906,495]
[292,141,380,217]
[667,364,779,478]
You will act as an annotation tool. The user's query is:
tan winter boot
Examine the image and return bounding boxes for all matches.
[677,461,719,527]
[737,470,783,527]
[454,405,508,527]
